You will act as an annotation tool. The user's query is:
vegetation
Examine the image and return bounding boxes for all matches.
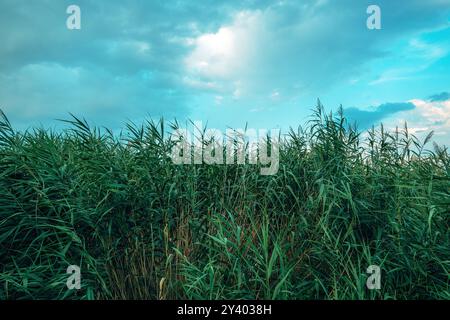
[0,103,448,300]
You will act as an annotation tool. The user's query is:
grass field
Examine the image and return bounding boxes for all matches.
[0,103,448,300]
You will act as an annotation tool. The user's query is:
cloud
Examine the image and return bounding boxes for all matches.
[344,102,416,129]
[408,98,450,125]
[0,63,189,129]
[429,92,450,102]
[185,26,240,78]
[380,98,450,145]
[0,0,449,129]
[343,97,450,146]
[184,0,450,99]
[369,37,449,85]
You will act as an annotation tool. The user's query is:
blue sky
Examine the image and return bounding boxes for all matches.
[0,0,449,144]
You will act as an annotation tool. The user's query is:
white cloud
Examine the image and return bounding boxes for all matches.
[270,90,281,101]
[409,98,450,125]
[185,27,238,78]
[182,76,219,91]
[408,38,447,60]
[184,11,261,80]
[383,98,450,145]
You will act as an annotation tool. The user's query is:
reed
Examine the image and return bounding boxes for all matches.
[0,102,448,300]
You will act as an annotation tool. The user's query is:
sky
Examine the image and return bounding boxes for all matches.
[0,0,449,145]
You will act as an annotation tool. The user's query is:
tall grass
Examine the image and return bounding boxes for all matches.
[0,103,448,300]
